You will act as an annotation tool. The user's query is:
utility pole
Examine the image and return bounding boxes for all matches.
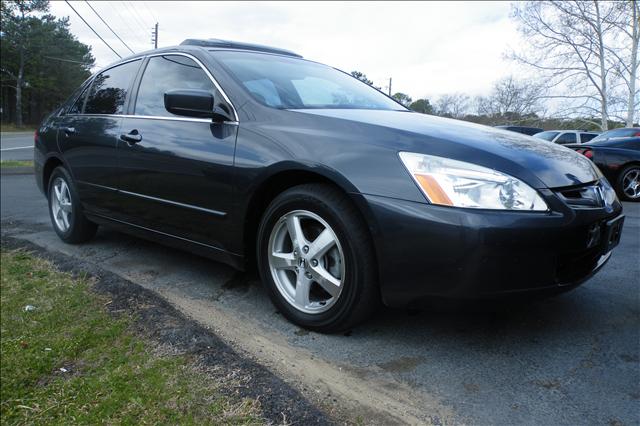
[388,77,392,96]
[151,23,158,49]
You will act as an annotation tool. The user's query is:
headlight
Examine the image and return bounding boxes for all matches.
[399,152,548,211]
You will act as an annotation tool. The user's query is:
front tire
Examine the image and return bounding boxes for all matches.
[47,166,98,243]
[257,184,379,333]
[617,165,640,202]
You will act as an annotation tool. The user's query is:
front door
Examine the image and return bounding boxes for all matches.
[116,54,238,251]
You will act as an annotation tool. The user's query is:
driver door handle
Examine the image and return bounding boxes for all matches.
[120,130,142,145]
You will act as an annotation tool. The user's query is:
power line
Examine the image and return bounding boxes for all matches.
[85,1,135,54]
[142,1,159,23]
[64,0,122,59]
[128,1,154,28]
[110,4,148,46]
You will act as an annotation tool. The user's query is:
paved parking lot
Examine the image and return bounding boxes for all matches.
[2,172,639,424]
[1,132,34,161]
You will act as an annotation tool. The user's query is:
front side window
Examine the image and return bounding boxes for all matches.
[134,55,216,117]
[580,133,597,143]
[215,50,405,111]
[555,133,577,144]
[85,60,140,115]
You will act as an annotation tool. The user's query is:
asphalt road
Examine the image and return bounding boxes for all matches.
[2,172,639,425]
[1,132,34,161]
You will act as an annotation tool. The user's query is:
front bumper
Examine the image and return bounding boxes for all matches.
[355,191,623,308]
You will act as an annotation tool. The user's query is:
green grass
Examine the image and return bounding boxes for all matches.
[0,250,262,425]
[0,160,33,168]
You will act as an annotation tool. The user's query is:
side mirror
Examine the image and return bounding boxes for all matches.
[164,89,215,118]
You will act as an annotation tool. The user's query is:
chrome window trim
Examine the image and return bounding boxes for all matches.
[62,113,238,126]
[142,51,239,122]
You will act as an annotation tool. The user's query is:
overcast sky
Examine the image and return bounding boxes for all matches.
[49,1,524,101]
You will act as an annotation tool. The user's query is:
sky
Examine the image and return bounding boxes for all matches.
[49,1,524,101]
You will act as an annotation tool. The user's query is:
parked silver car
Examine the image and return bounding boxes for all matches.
[533,130,599,145]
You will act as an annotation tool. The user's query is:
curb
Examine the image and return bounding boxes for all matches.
[1,167,34,175]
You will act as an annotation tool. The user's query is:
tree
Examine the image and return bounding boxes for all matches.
[475,76,545,124]
[607,0,639,126]
[435,93,470,118]
[392,92,412,107]
[350,71,375,86]
[1,0,94,126]
[510,1,634,130]
[409,98,434,114]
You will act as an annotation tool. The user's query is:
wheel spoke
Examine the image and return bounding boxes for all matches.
[270,251,296,270]
[54,185,63,203]
[61,211,70,229]
[286,215,306,248]
[294,274,312,307]
[310,265,341,297]
[307,228,336,259]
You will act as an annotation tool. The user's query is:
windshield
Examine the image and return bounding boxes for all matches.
[533,131,560,141]
[214,51,405,111]
[590,128,640,143]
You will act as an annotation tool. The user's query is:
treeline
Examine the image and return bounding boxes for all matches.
[1,0,94,127]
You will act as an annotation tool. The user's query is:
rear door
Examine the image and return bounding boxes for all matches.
[57,59,142,216]
[116,53,238,250]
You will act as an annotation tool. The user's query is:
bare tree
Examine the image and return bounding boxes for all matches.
[606,0,639,126]
[475,76,545,122]
[511,1,630,130]
[435,93,470,118]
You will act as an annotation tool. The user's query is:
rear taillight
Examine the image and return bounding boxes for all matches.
[584,149,593,159]
[634,131,640,137]
[34,130,39,144]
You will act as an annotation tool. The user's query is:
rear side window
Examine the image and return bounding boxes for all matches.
[85,60,140,115]
[580,133,597,143]
[134,55,215,117]
[555,133,577,144]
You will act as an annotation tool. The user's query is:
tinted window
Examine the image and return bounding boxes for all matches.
[591,128,640,143]
[85,60,140,114]
[135,55,215,117]
[555,133,577,144]
[580,133,597,143]
[215,50,405,111]
[68,84,90,114]
[533,131,560,141]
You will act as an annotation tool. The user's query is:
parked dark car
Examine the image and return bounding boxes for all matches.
[567,128,640,201]
[35,39,625,332]
[533,130,599,144]
[494,125,544,136]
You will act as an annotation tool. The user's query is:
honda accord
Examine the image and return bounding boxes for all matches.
[34,39,624,332]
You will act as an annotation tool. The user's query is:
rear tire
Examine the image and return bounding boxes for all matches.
[47,166,98,243]
[257,184,379,333]
[616,165,640,202]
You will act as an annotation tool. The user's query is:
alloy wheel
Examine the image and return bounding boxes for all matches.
[268,210,345,314]
[51,177,73,232]
[622,168,640,199]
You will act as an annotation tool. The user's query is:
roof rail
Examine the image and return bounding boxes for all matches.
[180,38,302,58]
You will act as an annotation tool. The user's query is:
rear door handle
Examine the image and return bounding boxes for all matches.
[63,127,76,136]
[120,130,142,145]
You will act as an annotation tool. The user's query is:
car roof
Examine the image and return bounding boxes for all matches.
[180,38,302,58]
[96,38,303,72]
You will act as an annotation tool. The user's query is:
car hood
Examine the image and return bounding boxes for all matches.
[291,109,599,189]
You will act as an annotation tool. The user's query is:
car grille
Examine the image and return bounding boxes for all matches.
[555,182,604,209]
